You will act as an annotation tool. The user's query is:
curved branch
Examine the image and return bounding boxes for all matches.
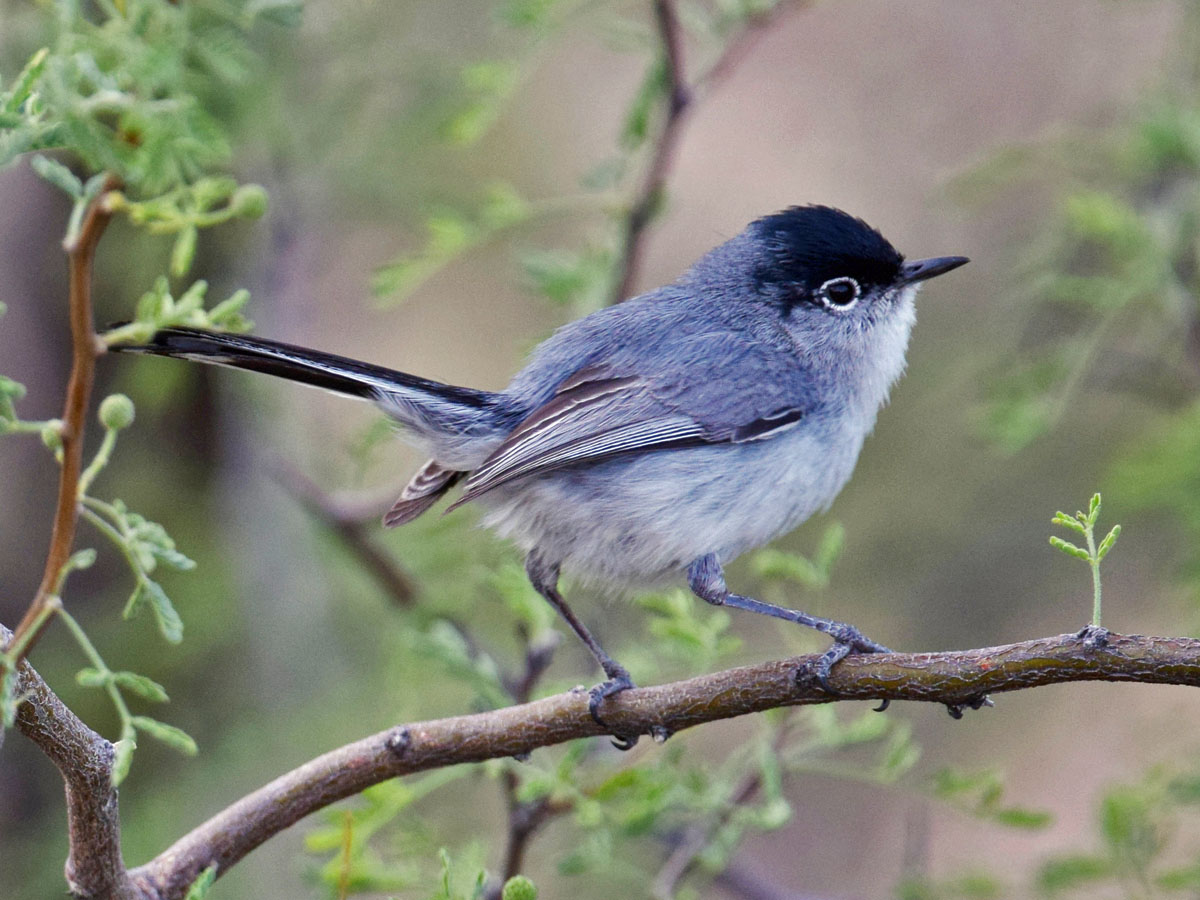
[3,624,135,899]
[126,629,1200,899]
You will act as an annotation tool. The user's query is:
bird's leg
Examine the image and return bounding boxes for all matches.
[687,553,892,694]
[525,553,638,748]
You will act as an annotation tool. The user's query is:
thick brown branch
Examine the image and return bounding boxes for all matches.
[125,629,1200,900]
[7,176,118,662]
[3,624,135,899]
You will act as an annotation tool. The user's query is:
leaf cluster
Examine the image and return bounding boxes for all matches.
[910,761,1200,899]
[0,0,296,194]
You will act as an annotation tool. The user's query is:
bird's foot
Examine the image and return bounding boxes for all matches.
[588,665,639,750]
[790,621,893,709]
[945,693,994,719]
[809,621,893,692]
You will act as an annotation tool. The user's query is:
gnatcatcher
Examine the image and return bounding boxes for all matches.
[114,205,967,739]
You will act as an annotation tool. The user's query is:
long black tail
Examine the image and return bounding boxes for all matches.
[112,327,497,408]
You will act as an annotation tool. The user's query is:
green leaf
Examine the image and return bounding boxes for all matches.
[2,48,48,115]
[751,548,825,588]
[1051,512,1087,534]
[1037,854,1111,894]
[499,0,564,29]
[112,671,169,703]
[1158,863,1200,889]
[990,806,1053,829]
[1099,786,1159,859]
[814,523,846,573]
[479,182,529,229]
[111,736,136,787]
[879,726,922,781]
[170,225,198,278]
[63,548,98,575]
[183,865,218,900]
[1167,773,1200,804]
[140,578,184,644]
[75,667,110,688]
[1049,536,1091,560]
[622,57,667,150]
[501,875,538,900]
[1096,524,1121,561]
[207,289,252,329]
[30,154,81,198]
[131,715,198,755]
[135,279,171,323]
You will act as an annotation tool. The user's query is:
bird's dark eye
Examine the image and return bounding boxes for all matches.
[818,276,861,309]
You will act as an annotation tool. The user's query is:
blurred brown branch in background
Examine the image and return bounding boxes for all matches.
[10,626,1200,899]
[271,460,418,607]
[610,0,810,304]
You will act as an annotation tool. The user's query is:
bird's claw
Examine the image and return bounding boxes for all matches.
[808,623,893,694]
[946,693,993,719]
[588,670,639,750]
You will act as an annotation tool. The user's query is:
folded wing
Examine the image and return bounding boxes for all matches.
[451,363,805,508]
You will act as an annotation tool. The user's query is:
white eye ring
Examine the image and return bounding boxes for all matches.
[818,276,861,310]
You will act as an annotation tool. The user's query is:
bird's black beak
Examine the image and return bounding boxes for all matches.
[897,255,970,286]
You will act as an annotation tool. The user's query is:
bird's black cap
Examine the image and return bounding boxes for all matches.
[754,205,905,291]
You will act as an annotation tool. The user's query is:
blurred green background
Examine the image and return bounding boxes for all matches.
[3,1,1200,898]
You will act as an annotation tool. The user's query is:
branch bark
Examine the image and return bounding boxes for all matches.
[7,176,118,662]
[3,624,135,899]
[109,628,1200,899]
[12,627,1200,898]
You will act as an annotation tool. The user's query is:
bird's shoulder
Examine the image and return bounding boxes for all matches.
[505,287,811,411]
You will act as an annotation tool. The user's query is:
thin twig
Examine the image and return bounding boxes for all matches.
[610,0,691,304]
[652,720,794,899]
[486,629,563,900]
[609,0,808,304]
[102,629,1200,900]
[6,176,119,664]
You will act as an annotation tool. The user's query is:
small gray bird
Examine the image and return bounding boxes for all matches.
[114,205,967,738]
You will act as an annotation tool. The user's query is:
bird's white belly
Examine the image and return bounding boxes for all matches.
[477,422,864,585]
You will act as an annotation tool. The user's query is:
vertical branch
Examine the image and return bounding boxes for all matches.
[7,176,118,662]
[3,624,134,899]
[610,0,691,304]
[486,630,562,900]
[608,1,808,305]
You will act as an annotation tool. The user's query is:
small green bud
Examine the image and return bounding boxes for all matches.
[40,419,63,451]
[0,374,26,404]
[229,184,268,219]
[170,225,198,279]
[501,875,538,900]
[103,190,128,214]
[99,394,135,431]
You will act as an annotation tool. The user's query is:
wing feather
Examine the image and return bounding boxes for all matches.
[449,365,806,508]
